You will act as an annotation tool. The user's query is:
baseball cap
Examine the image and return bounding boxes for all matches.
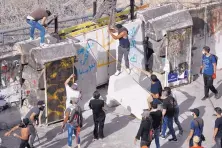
[71,83,78,90]
[22,118,30,126]
[190,108,200,117]
[115,24,123,29]
[215,107,222,114]
[193,136,200,143]
[70,97,79,104]
[37,100,45,106]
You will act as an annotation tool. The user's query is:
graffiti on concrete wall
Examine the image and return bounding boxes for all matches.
[45,57,74,123]
[167,27,192,84]
[0,55,21,103]
[208,7,222,43]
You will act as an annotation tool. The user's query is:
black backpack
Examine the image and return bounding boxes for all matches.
[202,54,218,65]
[69,106,81,127]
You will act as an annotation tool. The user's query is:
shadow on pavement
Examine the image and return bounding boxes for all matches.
[161,105,206,148]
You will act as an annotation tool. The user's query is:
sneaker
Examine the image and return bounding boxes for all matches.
[115,70,121,76]
[168,138,177,142]
[215,92,220,99]
[160,135,166,139]
[92,138,98,141]
[40,43,49,47]
[201,96,209,100]
[126,69,131,74]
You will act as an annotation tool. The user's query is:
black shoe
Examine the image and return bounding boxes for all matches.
[201,96,209,100]
[179,130,183,135]
[168,138,177,142]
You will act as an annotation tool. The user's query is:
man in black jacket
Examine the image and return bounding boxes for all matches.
[134,110,152,148]
[89,91,106,140]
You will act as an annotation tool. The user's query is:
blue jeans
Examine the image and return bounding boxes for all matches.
[67,124,80,146]
[215,137,222,148]
[174,107,183,132]
[26,19,45,43]
[154,128,160,148]
[161,116,176,139]
[153,98,162,105]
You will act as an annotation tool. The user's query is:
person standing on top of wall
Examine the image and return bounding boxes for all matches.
[26,8,52,46]
[65,74,82,109]
[200,46,219,100]
[108,24,131,76]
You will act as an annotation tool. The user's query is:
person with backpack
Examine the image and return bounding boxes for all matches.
[134,110,153,148]
[62,97,83,148]
[160,87,177,142]
[200,46,219,100]
[213,107,222,148]
[186,108,204,147]
[89,91,106,140]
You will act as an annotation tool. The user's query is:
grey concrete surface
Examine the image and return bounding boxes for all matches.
[1,71,222,148]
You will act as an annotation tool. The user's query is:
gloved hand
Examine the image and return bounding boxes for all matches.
[200,67,203,74]
[212,73,216,79]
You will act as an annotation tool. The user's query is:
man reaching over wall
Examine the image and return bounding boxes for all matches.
[26,8,52,46]
[108,24,131,76]
[65,74,82,109]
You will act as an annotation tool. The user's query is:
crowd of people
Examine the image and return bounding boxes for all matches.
[2,6,222,148]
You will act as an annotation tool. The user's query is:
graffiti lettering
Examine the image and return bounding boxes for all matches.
[128,27,137,48]
[77,42,94,65]
[78,62,96,75]
[130,54,137,62]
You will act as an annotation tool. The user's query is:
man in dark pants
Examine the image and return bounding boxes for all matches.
[108,24,131,76]
[26,8,52,46]
[213,107,222,148]
[89,91,106,140]
[200,46,219,100]
[134,110,152,148]
[5,118,31,148]
[160,87,177,142]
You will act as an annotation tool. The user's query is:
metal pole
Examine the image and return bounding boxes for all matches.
[140,0,143,6]
[130,0,135,20]
[54,16,58,33]
[93,1,97,17]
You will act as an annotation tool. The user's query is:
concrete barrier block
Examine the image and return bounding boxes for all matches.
[13,34,58,64]
[28,40,78,71]
[22,65,45,89]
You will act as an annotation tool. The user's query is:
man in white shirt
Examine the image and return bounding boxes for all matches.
[64,74,81,109]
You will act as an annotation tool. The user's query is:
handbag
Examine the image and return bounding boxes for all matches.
[194,119,205,141]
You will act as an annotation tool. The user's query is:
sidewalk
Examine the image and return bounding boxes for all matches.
[0,71,222,148]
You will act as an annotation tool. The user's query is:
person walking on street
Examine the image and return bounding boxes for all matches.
[165,87,183,136]
[4,101,44,148]
[191,136,204,148]
[213,107,222,148]
[26,8,52,46]
[200,46,219,100]
[160,87,177,141]
[135,110,153,148]
[108,24,131,76]
[186,108,204,147]
[150,103,162,148]
[62,97,83,148]
[89,91,106,140]
[5,118,31,148]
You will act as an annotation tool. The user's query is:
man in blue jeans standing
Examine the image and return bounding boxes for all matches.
[62,97,83,148]
[26,8,51,46]
[161,87,177,142]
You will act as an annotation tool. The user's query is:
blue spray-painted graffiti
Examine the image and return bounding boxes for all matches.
[128,27,137,48]
[78,62,96,75]
[77,42,94,65]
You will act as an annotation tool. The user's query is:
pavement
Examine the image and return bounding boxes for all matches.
[1,71,222,148]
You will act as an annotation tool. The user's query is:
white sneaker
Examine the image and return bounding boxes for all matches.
[126,69,131,74]
[40,43,49,47]
[115,70,121,76]
[29,37,34,41]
